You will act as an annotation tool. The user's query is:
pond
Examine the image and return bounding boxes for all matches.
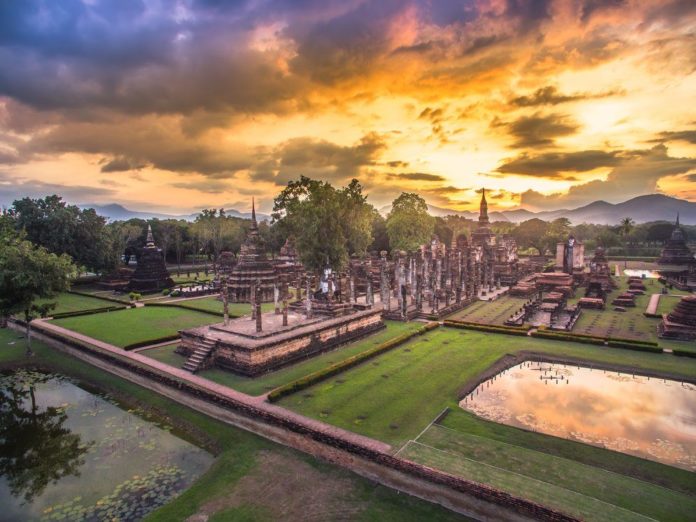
[0,370,213,521]
[460,362,696,471]
[623,268,661,279]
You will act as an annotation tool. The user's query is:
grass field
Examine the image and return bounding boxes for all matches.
[447,295,528,325]
[278,327,696,446]
[277,326,696,521]
[34,292,123,315]
[656,294,681,315]
[52,306,218,348]
[141,321,423,395]
[0,328,465,522]
[163,296,275,316]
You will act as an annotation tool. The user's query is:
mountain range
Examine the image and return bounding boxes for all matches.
[85,194,694,226]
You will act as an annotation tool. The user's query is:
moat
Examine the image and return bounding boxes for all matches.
[460,362,696,470]
[0,370,212,521]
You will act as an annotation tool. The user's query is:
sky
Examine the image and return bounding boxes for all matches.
[0,0,695,215]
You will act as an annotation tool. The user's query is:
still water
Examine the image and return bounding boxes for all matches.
[0,370,213,521]
[460,362,696,470]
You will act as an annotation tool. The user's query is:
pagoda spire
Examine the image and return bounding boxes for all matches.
[478,188,489,227]
[146,224,155,247]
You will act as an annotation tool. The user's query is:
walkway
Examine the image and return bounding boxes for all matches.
[645,294,661,316]
[33,319,391,453]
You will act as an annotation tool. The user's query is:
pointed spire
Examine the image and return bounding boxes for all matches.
[478,188,489,227]
[146,223,155,247]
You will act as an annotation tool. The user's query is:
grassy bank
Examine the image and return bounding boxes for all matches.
[277,326,696,521]
[0,328,466,521]
[52,307,218,348]
[142,321,423,396]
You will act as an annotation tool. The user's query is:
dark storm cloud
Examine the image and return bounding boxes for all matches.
[520,145,696,207]
[100,156,148,173]
[509,86,622,107]
[497,150,622,177]
[0,172,115,206]
[654,129,696,144]
[387,173,446,182]
[249,133,387,185]
[495,113,580,148]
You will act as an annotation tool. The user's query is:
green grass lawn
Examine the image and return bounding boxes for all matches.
[141,321,423,396]
[0,328,465,522]
[34,292,123,315]
[447,295,529,325]
[656,294,681,315]
[278,326,696,521]
[52,306,218,348]
[279,327,696,446]
[163,296,275,316]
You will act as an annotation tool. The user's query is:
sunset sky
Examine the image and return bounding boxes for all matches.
[1,0,695,215]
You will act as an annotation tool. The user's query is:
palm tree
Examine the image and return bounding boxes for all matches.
[619,217,635,265]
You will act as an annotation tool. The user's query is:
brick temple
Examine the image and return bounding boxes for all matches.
[126,225,174,292]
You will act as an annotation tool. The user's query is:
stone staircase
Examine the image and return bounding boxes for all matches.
[182,339,217,373]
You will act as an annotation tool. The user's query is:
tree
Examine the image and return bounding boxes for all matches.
[619,217,635,238]
[512,218,549,255]
[8,196,113,273]
[433,217,453,247]
[0,370,90,503]
[272,177,374,270]
[368,209,390,252]
[386,193,435,252]
[542,217,571,254]
[0,235,74,354]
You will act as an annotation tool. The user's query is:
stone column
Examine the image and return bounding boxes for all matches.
[250,282,257,320]
[255,298,262,333]
[305,276,313,318]
[282,284,289,327]
[366,272,374,307]
[222,277,230,326]
[415,272,423,311]
[380,251,390,312]
[349,270,355,303]
[274,283,280,314]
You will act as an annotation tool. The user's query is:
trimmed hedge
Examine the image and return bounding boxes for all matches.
[606,341,663,353]
[143,301,226,318]
[606,336,658,347]
[267,322,439,402]
[673,349,696,358]
[531,331,605,346]
[123,334,181,351]
[68,289,132,306]
[52,305,127,319]
[443,321,529,337]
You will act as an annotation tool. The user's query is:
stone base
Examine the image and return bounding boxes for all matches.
[179,308,385,376]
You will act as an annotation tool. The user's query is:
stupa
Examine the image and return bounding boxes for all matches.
[585,247,615,300]
[126,225,174,292]
[658,215,695,266]
[226,199,277,302]
[659,294,696,340]
[273,236,304,277]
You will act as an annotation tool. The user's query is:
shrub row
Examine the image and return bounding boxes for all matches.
[606,341,663,353]
[143,302,225,318]
[673,349,696,358]
[123,334,181,351]
[531,331,605,346]
[52,305,127,319]
[268,322,439,402]
[68,289,132,306]
[443,321,529,337]
[606,336,658,347]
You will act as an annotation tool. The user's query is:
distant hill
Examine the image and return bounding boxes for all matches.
[426,194,696,225]
[82,203,270,222]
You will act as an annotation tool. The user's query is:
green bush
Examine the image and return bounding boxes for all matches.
[443,320,530,337]
[267,322,438,402]
[123,334,181,351]
[531,331,605,346]
[144,302,225,318]
[129,292,142,302]
[162,288,171,296]
[606,341,663,353]
[52,305,127,319]
[673,349,696,358]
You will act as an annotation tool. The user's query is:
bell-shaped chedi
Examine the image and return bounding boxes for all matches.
[226,198,278,302]
[659,294,696,340]
[127,224,174,292]
[658,214,696,266]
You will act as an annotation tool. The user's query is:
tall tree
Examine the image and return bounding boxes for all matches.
[386,193,435,252]
[272,177,374,270]
[8,196,113,273]
[512,218,550,255]
[0,235,74,353]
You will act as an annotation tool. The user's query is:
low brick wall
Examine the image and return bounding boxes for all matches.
[19,319,577,522]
